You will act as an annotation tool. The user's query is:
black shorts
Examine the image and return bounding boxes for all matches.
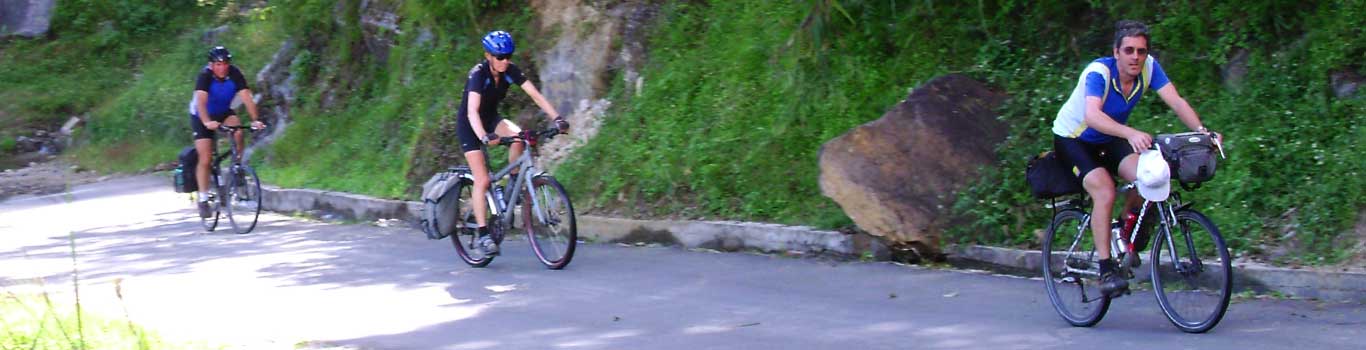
[1053,135,1134,180]
[189,111,236,140]
[456,115,503,152]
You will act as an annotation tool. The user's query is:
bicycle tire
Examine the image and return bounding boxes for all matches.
[450,180,494,267]
[225,165,262,234]
[1042,208,1111,327]
[523,175,577,270]
[1150,208,1232,333]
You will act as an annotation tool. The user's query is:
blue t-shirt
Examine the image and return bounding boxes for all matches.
[188,65,248,118]
[1052,57,1170,144]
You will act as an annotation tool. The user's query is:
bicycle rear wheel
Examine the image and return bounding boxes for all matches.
[225,164,262,234]
[522,175,577,269]
[1042,208,1111,327]
[450,180,494,267]
[200,174,220,232]
[1150,208,1232,333]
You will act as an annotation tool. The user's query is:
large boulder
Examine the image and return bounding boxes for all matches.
[0,0,54,38]
[818,74,1008,257]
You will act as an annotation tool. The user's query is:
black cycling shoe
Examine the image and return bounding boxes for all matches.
[1100,272,1130,298]
[477,235,501,256]
[198,201,213,218]
[1098,259,1130,298]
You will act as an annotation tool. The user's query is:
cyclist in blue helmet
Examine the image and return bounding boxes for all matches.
[457,30,569,255]
[189,46,265,218]
[1050,21,1222,297]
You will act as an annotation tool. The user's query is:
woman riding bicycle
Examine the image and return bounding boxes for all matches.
[190,46,265,219]
[456,30,568,256]
[1050,20,1222,298]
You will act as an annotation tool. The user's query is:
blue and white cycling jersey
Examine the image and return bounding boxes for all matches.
[1052,56,1170,144]
[187,65,248,118]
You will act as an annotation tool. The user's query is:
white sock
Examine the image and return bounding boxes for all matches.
[198,192,209,202]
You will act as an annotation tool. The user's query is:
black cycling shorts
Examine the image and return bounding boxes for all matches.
[189,111,237,140]
[1053,135,1134,181]
[456,115,503,153]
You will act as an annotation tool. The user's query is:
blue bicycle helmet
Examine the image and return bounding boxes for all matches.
[481,30,515,57]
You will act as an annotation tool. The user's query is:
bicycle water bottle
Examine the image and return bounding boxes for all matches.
[174,167,185,190]
[492,185,506,212]
[1110,222,1127,257]
[1121,212,1139,239]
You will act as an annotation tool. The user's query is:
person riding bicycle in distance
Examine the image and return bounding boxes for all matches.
[190,46,265,218]
[1050,20,1223,297]
[457,30,569,256]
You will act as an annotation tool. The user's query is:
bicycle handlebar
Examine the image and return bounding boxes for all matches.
[217,124,265,132]
[494,128,564,147]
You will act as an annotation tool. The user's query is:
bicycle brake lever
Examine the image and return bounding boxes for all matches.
[1211,134,1226,159]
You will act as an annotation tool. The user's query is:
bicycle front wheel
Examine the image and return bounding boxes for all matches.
[523,175,577,269]
[450,180,494,267]
[1150,208,1232,333]
[225,165,262,234]
[1042,208,1110,327]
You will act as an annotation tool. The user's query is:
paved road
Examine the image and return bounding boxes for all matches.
[1,175,1362,349]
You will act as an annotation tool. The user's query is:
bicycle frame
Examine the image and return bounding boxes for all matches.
[458,139,551,233]
[210,126,251,179]
[1059,186,1187,279]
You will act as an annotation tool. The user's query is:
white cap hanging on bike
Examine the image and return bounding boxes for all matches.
[1136,149,1171,201]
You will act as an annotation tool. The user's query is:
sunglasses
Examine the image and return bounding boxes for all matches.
[492,53,512,61]
[1121,47,1149,56]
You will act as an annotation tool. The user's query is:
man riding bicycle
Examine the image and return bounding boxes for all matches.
[189,46,265,218]
[1050,20,1222,298]
[456,30,569,256]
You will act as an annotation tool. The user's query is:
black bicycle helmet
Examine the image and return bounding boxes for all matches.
[207,46,232,62]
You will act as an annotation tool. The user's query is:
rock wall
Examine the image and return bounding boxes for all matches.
[0,0,53,38]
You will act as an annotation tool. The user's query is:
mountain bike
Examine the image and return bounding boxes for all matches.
[1041,139,1231,333]
[446,128,577,269]
[198,125,264,234]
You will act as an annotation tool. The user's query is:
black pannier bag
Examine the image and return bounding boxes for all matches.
[174,146,198,193]
[1026,151,1084,199]
[1157,132,1219,184]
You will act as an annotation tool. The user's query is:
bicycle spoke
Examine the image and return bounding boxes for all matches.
[524,176,576,269]
[1151,208,1232,333]
[1043,209,1109,327]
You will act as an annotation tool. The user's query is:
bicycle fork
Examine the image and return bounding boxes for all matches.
[1157,204,1205,276]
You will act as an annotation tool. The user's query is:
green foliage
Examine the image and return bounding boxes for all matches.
[554,0,1362,263]
[945,1,1366,265]
[0,291,213,349]
[5,0,1361,265]
[0,1,219,127]
[558,1,956,227]
[259,0,538,198]
[71,8,282,173]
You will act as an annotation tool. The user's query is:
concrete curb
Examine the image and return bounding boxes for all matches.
[260,186,889,258]
[262,186,422,222]
[259,186,1365,303]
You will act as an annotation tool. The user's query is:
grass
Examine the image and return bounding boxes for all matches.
[0,290,181,350]
[6,0,1363,266]
[0,231,221,349]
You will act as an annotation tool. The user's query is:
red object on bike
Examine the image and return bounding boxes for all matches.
[520,130,537,147]
[1122,211,1138,235]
